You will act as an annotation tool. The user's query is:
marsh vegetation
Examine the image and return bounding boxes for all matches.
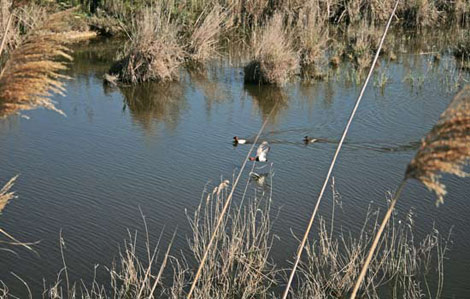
[1,0,470,298]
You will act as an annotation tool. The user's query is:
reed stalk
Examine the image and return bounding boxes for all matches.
[0,175,18,215]
[281,2,399,298]
[186,104,277,299]
[351,83,470,299]
[0,9,73,117]
[350,180,407,298]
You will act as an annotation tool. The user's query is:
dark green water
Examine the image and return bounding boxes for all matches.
[0,37,469,297]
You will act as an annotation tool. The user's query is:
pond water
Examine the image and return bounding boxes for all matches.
[1,37,470,297]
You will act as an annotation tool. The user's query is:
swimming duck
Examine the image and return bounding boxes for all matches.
[249,141,270,162]
[233,136,247,144]
[303,136,318,144]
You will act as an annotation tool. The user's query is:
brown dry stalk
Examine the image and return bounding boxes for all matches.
[281,2,399,298]
[186,104,277,299]
[113,6,184,83]
[0,10,73,118]
[244,12,298,86]
[189,5,229,63]
[0,175,18,214]
[351,83,470,299]
[406,85,470,205]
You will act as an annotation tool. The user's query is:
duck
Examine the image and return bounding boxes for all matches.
[303,136,318,144]
[249,141,270,162]
[233,136,247,145]
[250,172,269,186]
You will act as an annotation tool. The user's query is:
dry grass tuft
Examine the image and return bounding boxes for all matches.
[406,85,470,205]
[0,9,73,117]
[244,12,298,86]
[188,5,229,64]
[295,201,447,298]
[171,177,277,298]
[110,6,185,84]
[293,1,329,71]
[0,175,18,214]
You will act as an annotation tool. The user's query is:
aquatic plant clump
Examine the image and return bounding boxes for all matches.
[109,7,185,84]
[244,13,298,86]
[187,5,229,64]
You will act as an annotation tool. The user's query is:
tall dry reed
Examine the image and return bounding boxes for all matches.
[244,12,298,86]
[109,6,185,83]
[0,9,73,117]
[293,188,448,299]
[352,85,470,298]
[0,175,17,214]
[406,85,470,205]
[28,177,450,298]
[187,5,229,64]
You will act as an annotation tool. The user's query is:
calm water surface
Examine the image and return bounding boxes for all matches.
[0,38,469,297]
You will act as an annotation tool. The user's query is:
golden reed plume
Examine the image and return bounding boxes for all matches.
[406,85,470,205]
[352,85,470,298]
[0,9,73,117]
[0,175,18,214]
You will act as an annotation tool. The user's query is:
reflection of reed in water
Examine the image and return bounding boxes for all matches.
[189,69,229,114]
[67,39,123,77]
[120,82,186,132]
[244,84,288,124]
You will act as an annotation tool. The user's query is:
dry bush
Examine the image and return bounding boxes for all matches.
[244,12,298,86]
[109,6,185,83]
[188,5,229,64]
[0,9,73,118]
[294,0,329,68]
[406,85,470,205]
[367,0,398,23]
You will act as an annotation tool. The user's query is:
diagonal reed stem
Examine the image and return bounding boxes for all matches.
[281,1,400,298]
[350,179,407,299]
[0,14,12,64]
[186,105,277,299]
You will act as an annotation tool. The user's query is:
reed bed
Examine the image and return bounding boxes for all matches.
[108,6,185,83]
[68,0,470,29]
[244,13,298,86]
[288,0,329,80]
[187,5,229,65]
